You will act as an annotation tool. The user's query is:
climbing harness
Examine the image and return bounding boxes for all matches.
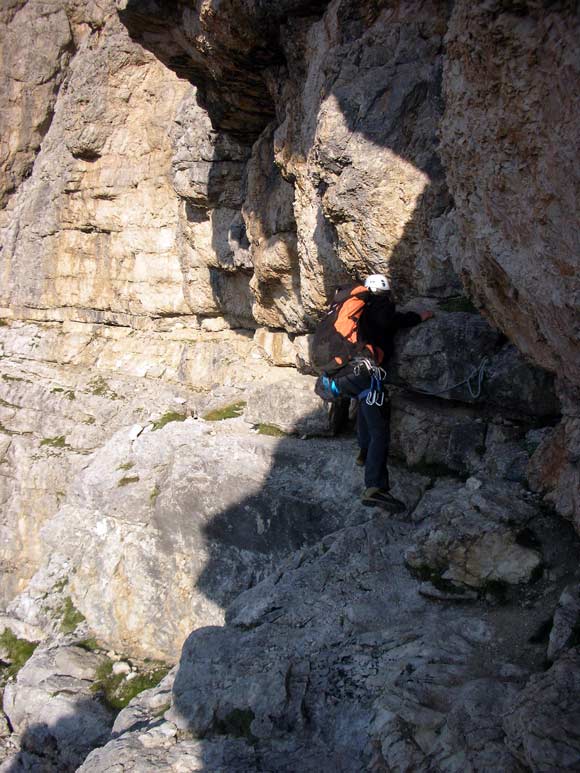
[314,356,386,405]
[316,355,489,404]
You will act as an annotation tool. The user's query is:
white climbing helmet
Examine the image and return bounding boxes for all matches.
[364,274,390,293]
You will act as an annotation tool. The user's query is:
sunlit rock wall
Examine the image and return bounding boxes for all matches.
[1,1,191,320]
[0,0,578,617]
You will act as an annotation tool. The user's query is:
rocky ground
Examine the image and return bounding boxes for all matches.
[1,299,578,770]
[0,330,579,769]
[2,457,579,770]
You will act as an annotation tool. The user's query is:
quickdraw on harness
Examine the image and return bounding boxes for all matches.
[353,357,387,406]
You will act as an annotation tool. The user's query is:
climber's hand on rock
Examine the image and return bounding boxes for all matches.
[420,310,434,321]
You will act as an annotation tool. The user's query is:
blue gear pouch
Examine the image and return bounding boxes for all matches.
[315,374,343,402]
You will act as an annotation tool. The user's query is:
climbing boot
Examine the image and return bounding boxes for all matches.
[361,487,405,512]
[355,448,367,466]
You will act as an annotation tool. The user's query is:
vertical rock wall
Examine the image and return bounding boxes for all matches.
[113,0,579,527]
[0,4,579,768]
[1,1,192,319]
[441,0,580,386]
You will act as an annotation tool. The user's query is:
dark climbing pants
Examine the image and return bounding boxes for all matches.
[357,399,391,490]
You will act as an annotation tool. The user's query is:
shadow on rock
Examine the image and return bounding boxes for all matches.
[192,406,376,612]
[1,697,114,773]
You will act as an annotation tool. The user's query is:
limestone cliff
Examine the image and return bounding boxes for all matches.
[0,0,579,771]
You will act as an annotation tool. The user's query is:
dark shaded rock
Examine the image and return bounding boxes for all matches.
[390,312,502,398]
[390,392,487,476]
[391,313,560,418]
[503,649,580,772]
[484,344,560,419]
[548,584,580,663]
[0,750,53,773]
[418,581,478,603]
[391,392,548,485]
[117,0,329,141]
[481,423,532,484]
[162,515,532,772]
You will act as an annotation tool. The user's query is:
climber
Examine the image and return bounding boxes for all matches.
[355,274,433,511]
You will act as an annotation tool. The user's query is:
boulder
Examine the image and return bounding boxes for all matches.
[503,649,580,772]
[405,479,543,590]
[243,373,341,435]
[548,584,580,664]
[2,645,114,772]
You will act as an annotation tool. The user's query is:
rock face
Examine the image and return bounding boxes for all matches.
[119,0,460,320]
[79,501,579,772]
[0,0,74,209]
[8,417,398,660]
[441,0,580,388]
[2,0,576,527]
[1,3,192,320]
[3,645,114,771]
[1,0,579,769]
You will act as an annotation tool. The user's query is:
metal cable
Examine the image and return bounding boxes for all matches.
[413,356,489,399]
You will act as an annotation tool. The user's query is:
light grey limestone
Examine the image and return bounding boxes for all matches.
[2,645,114,772]
[405,478,543,589]
[9,418,420,660]
[243,373,339,435]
